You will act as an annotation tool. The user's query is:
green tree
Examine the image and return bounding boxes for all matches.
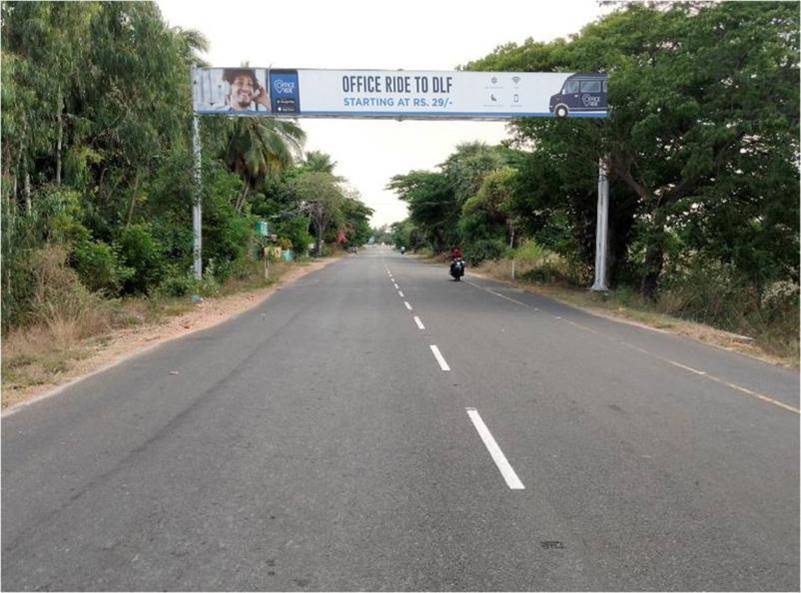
[337,189,374,246]
[387,170,456,252]
[466,1,799,299]
[458,167,519,263]
[300,150,338,174]
[440,142,507,206]
[292,172,345,255]
[223,117,306,213]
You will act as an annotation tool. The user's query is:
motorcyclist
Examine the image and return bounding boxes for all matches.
[449,246,465,280]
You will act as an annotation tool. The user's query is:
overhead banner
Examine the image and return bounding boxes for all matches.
[192,68,608,119]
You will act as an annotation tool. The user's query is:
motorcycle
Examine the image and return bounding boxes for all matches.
[399,246,406,254]
[450,258,465,281]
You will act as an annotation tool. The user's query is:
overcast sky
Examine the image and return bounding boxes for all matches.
[158,0,608,227]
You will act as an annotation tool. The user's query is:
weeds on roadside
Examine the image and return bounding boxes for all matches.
[1,247,303,404]
[473,241,799,364]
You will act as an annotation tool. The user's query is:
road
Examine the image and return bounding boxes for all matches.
[3,247,799,591]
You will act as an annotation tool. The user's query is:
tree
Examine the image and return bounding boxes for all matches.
[466,1,799,298]
[387,170,456,252]
[223,117,305,213]
[337,188,374,246]
[440,142,507,206]
[292,172,345,255]
[301,150,338,174]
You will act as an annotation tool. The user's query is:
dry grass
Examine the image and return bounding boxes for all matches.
[1,255,339,410]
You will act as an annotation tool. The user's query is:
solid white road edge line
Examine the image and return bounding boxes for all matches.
[466,408,525,490]
[429,345,450,371]
[464,275,797,415]
[414,316,425,330]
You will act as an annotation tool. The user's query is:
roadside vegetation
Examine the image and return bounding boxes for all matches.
[1,2,373,401]
[386,2,799,361]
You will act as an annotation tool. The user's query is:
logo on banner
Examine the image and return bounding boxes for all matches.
[273,79,296,95]
[270,70,300,114]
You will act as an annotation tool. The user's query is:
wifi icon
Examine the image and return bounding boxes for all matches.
[512,76,521,85]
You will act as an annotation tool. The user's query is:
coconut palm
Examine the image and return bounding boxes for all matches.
[224,118,306,213]
[302,150,337,174]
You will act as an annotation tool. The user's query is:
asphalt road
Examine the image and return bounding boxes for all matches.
[2,247,799,591]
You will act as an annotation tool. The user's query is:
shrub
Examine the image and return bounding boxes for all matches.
[156,261,223,299]
[277,216,313,256]
[463,238,507,265]
[71,240,131,295]
[27,246,111,341]
[156,271,196,298]
[512,240,550,266]
[114,224,165,294]
[520,263,564,284]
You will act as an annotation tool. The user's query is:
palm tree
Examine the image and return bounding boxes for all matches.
[224,118,306,213]
[302,150,337,174]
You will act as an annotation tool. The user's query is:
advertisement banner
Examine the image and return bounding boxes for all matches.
[192,68,608,119]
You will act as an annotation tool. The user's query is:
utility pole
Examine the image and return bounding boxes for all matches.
[591,156,609,292]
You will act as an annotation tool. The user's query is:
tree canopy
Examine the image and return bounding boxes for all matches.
[387,2,798,343]
[1,1,374,330]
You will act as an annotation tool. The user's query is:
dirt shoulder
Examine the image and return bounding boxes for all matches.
[2,257,340,413]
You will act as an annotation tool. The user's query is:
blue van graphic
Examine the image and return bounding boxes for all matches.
[549,73,608,118]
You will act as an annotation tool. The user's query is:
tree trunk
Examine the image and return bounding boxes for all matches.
[641,244,664,300]
[126,171,141,226]
[235,183,250,214]
[24,170,31,216]
[56,86,63,186]
[640,209,666,300]
[314,210,331,256]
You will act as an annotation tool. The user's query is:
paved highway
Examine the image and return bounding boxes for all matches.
[3,247,798,591]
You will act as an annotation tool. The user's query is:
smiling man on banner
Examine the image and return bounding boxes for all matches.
[222,68,270,113]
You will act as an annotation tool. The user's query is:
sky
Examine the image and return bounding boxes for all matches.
[158,0,608,227]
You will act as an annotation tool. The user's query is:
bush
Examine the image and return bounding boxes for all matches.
[156,270,196,298]
[114,224,165,294]
[512,240,550,266]
[658,259,757,328]
[463,238,507,265]
[2,216,38,332]
[27,246,111,341]
[156,265,226,298]
[650,257,799,357]
[520,263,564,284]
[277,216,313,256]
[198,260,221,296]
[71,240,131,295]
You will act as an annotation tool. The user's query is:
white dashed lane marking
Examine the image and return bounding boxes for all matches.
[429,345,450,371]
[466,408,525,490]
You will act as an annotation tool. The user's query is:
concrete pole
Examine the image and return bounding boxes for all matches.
[591,156,609,292]
[192,114,203,281]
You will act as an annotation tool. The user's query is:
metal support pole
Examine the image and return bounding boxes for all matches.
[192,114,203,280]
[591,156,609,292]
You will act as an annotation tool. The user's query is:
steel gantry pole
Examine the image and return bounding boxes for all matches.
[192,113,203,281]
[591,156,609,292]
